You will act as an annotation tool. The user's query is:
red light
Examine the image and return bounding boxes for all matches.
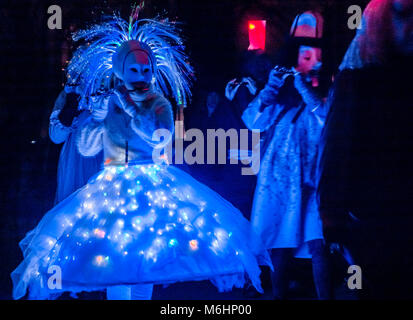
[248,20,266,51]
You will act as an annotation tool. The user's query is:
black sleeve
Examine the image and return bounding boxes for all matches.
[58,92,81,127]
[317,70,358,219]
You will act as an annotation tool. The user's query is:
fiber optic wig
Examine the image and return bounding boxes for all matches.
[66,14,194,110]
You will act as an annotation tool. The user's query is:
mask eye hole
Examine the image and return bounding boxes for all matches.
[143,67,150,74]
[130,67,138,73]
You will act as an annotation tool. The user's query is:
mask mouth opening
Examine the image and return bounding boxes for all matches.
[128,81,151,93]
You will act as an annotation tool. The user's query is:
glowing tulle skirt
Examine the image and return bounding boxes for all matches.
[12,162,271,299]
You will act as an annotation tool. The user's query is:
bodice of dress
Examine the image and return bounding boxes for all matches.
[77,92,174,165]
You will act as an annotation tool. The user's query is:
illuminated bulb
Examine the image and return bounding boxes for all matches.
[168,239,178,247]
[212,239,219,248]
[93,228,106,238]
[189,239,198,251]
[83,201,94,210]
[146,249,155,259]
[195,217,205,228]
[94,255,109,267]
[165,223,175,231]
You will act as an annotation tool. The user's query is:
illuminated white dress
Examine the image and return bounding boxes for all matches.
[11,92,271,300]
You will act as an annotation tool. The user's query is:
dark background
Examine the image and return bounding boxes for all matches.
[0,0,369,299]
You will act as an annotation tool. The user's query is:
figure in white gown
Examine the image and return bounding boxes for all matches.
[11,12,271,300]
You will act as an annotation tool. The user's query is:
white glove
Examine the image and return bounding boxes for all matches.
[113,86,139,118]
[225,79,242,101]
[242,77,257,96]
[294,73,322,108]
[267,67,295,89]
[90,93,110,122]
[225,77,257,101]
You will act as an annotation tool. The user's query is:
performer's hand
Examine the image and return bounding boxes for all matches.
[114,86,138,118]
[294,73,322,107]
[225,79,242,101]
[64,84,79,94]
[294,73,309,94]
[267,68,290,89]
[242,77,257,96]
[90,92,110,122]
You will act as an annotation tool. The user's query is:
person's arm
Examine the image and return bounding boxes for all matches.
[114,88,174,148]
[49,91,72,144]
[242,69,290,132]
[294,73,325,116]
[317,71,355,226]
[130,97,174,148]
[75,90,112,157]
[76,117,104,157]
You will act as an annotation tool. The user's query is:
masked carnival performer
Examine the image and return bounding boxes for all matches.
[318,0,413,299]
[11,10,271,300]
[49,83,104,204]
[242,11,332,299]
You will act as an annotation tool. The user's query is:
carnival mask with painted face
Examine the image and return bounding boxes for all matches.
[296,46,322,75]
[289,11,324,86]
[113,40,156,99]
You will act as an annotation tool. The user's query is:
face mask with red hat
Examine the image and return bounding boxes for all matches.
[289,10,324,87]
